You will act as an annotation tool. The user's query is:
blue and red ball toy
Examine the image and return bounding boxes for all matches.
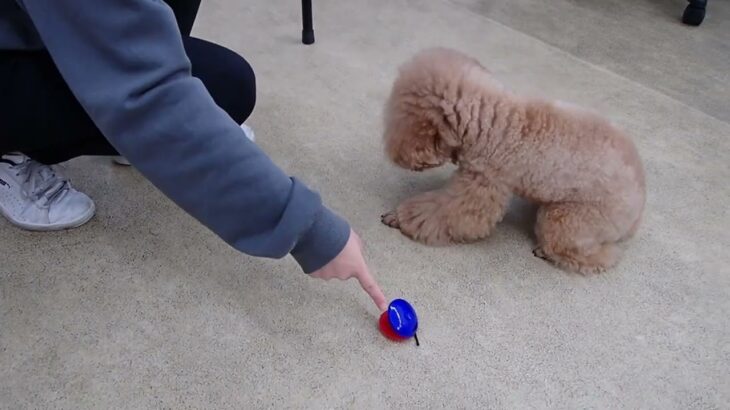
[378,298,419,345]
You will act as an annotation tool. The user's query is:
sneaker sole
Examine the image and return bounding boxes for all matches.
[113,157,131,166]
[0,201,96,231]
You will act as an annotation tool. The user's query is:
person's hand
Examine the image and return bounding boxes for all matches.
[310,229,388,312]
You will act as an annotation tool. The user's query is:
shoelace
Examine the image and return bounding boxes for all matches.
[12,160,70,205]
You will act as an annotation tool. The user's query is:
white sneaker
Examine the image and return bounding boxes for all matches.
[241,123,256,142]
[0,153,96,231]
[112,124,255,166]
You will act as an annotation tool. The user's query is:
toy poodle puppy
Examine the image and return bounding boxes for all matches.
[381,48,645,274]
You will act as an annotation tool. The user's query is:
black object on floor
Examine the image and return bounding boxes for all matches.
[302,0,314,44]
[682,0,707,26]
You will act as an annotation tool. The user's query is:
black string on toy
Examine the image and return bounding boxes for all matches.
[414,333,420,346]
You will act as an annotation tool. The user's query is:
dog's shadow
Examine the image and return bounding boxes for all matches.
[383,167,452,200]
[502,197,539,242]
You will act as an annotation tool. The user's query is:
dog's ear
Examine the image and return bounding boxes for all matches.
[383,106,454,170]
[432,115,460,149]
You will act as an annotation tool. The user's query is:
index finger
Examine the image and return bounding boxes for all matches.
[356,265,388,312]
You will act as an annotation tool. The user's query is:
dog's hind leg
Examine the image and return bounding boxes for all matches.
[533,203,623,274]
[382,172,511,245]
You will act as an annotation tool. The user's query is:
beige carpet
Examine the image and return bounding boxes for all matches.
[2,0,728,408]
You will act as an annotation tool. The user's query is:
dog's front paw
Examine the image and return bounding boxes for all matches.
[381,204,433,241]
[390,199,451,245]
[532,247,548,260]
[381,211,400,228]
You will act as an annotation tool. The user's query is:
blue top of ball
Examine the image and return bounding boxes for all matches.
[387,298,418,338]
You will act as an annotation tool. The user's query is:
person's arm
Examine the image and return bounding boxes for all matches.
[17,0,346,272]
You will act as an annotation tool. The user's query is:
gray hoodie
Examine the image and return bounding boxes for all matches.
[0,0,349,273]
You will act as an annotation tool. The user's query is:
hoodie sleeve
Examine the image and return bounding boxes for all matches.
[18,0,349,273]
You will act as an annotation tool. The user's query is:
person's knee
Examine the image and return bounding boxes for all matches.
[189,38,257,124]
[224,53,256,124]
[214,48,256,124]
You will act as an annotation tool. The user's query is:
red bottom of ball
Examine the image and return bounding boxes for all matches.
[379,311,407,341]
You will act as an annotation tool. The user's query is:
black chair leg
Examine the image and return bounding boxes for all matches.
[682,0,707,26]
[302,0,314,44]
